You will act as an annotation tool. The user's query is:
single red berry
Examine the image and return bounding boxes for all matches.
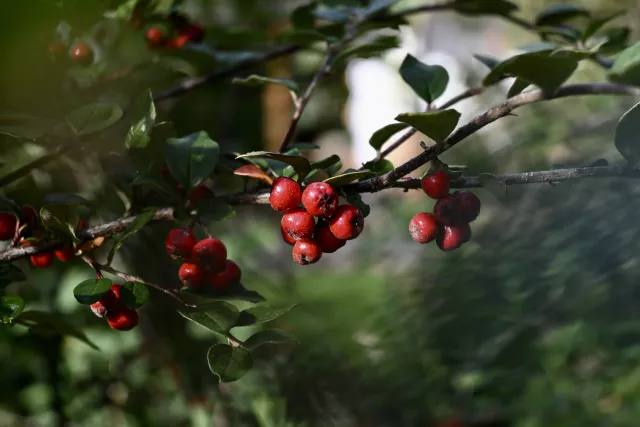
[165,228,197,261]
[54,246,75,262]
[409,212,438,244]
[165,34,190,49]
[191,237,227,271]
[178,262,206,289]
[209,260,242,291]
[433,196,461,226]
[314,223,345,253]
[21,240,55,268]
[20,206,39,229]
[328,204,364,240]
[301,182,338,218]
[188,184,213,204]
[269,177,302,212]
[436,223,470,252]
[0,212,17,241]
[145,26,166,47]
[90,284,123,317]
[185,25,205,43]
[452,191,481,223]
[70,43,94,65]
[281,227,297,246]
[107,309,139,331]
[292,239,323,265]
[281,208,315,241]
[421,170,450,200]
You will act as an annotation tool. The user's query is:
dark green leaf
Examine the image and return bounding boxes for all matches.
[207,344,253,383]
[43,193,90,205]
[614,101,640,165]
[73,278,112,305]
[598,27,631,55]
[112,210,155,253]
[583,11,624,41]
[334,35,400,65]
[235,304,297,327]
[66,103,123,136]
[0,264,25,289]
[537,26,581,43]
[165,131,220,189]
[244,329,298,350]
[19,310,99,350]
[310,154,342,173]
[178,302,239,335]
[535,4,589,27]
[120,282,149,309]
[39,204,80,240]
[156,56,199,77]
[180,283,265,304]
[364,159,394,175]
[369,123,409,150]
[323,170,376,186]
[236,151,311,180]
[345,189,371,218]
[608,41,640,86]
[232,75,299,92]
[291,2,318,29]
[0,197,21,215]
[0,296,24,323]
[125,90,156,149]
[399,54,449,104]
[452,0,518,16]
[507,78,531,98]
[288,143,320,151]
[473,54,501,71]
[395,109,461,143]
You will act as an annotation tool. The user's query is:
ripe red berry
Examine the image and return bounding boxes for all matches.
[145,26,166,47]
[292,239,323,265]
[421,170,450,200]
[90,284,123,318]
[70,43,94,65]
[54,246,75,262]
[165,34,190,49]
[436,223,471,252]
[314,223,345,253]
[209,260,242,291]
[281,208,315,241]
[452,191,481,223]
[328,204,364,240]
[185,25,205,43]
[302,182,338,218]
[21,240,55,268]
[409,212,438,244]
[281,227,297,246]
[20,205,39,229]
[191,237,227,271]
[269,177,302,212]
[0,212,17,241]
[433,196,460,226]
[179,262,206,289]
[107,309,139,331]
[165,228,197,261]
[188,184,213,204]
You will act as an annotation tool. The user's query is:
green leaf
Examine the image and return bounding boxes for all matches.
[452,0,518,16]
[598,27,631,55]
[614,101,640,166]
[197,201,236,222]
[314,8,352,23]
[66,103,123,136]
[483,52,578,94]
[323,170,375,186]
[18,310,99,350]
[310,154,342,173]
[73,278,112,305]
[236,151,311,180]
[112,209,155,253]
[232,75,299,92]
[120,282,149,309]
[608,41,640,86]
[180,283,265,304]
[369,123,409,151]
[399,54,449,104]
[0,264,26,289]
[334,35,400,65]
[473,54,501,71]
[535,4,589,27]
[235,304,297,327]
[39,204,80,240]
[125,90,156,149]
[537,26,581,43]
[507,78,531,98]
[583,11,624,41]
[344,189,371,218]
[0,113,57,140]
[364,159,394,175]
[244,329,298,350]
[207,344,253,383]
[394,109,461,143]
[291,1,317,29]
[178,302,239,336]
[0,296,24,323]
[165,131,220,189]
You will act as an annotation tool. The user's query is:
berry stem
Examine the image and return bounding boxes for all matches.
[81,255,104,279]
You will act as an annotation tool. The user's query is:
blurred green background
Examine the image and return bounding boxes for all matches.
[2,0,640,426]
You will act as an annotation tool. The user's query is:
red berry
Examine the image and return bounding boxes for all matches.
[436,223,470,252]
[301,182,338,218]
[433,196,460,226]
[292,239,323,265]
[54,246,75,262]
[165,228,197,261]
[281,208,315,241]
[409,212,438,244]
[421,170,450,200]
[70,43,93,65]
[165,34,190,49]
[179,262,206,289]
[188,184,213,204]
[77,219,87,232]
[185,25,205,43]
[21,240,54,268]
[452,191,481,223]
[90,284,123,318]
[0,212,17,241]
[20,206,39,229]
[191,238,227,271]
[145,26,166,47]
[281,227,297,246]
[269,177,302,212]
[209,260,241,291]
[314,223,345,253]
[328,204,364,240]
[107,309,139,331]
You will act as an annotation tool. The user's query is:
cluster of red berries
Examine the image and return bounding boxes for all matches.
[143,13,205,50]
[409,170,481,251]
[165,228,241,291]
[90,284,139,331]
[0,208,78,268]
[269,178,365,265]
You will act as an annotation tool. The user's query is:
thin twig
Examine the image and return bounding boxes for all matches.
[82,255,103,279]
